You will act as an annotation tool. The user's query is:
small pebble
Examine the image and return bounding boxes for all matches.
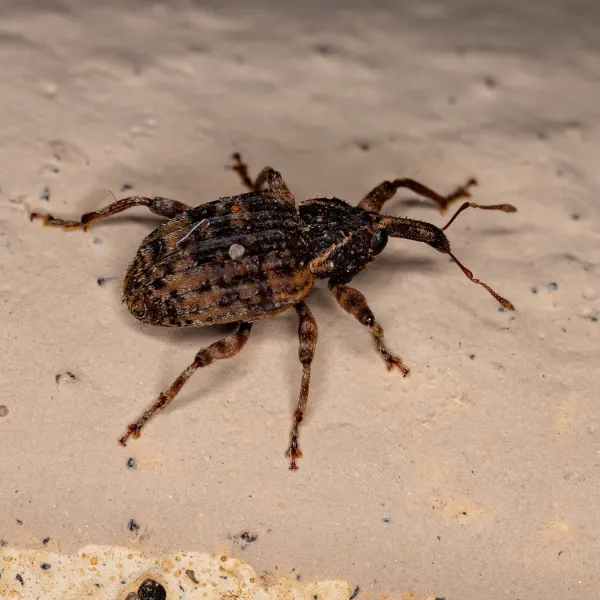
[126,457,136,469]
[40,563,51,570]
[229,243,245,260]
[186,570,200,584]
[531,286,538,294]
[547,282,559,291]
[42,537,50,545]
[121,183,133,192]
[138,578,166,600]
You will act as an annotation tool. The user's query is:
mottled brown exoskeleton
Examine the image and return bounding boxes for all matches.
[31,153,516,469]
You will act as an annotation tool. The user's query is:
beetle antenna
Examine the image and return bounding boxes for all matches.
[442,201,516,231]
[438,201,516,310]
[446,249,514,311]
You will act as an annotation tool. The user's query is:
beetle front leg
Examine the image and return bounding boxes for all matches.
[358,177,477,215]
[286,301,318,470]
[30,196,191,231]
[328,280,409,376]
[119,322,252,445]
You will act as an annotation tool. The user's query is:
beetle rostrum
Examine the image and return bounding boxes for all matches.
[31,153,516,469]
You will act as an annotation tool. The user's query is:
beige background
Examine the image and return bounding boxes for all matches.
[1,1,599,598]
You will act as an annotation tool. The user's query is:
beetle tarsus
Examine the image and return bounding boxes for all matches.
[285,440,302,470]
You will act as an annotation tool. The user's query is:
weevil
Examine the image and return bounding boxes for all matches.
[31,153,516,469]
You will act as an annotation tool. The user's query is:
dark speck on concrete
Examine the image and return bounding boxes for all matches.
[571,213,580,220]
[355,141,370,152]
[97,276,118,287]
[40,186,51,201]
[349,585,360,600]
[126,457,136,469]
[16,519,23,525]
[16,573,24,585]
[93,237,103,245]
[469,354,475,360]
[313,44,334,55]
[42,537,50,545]
[483,75,497,88]
[531,286,538,294]
[382,517,390,524]
[498,307,506,312]
[241,532,258,543]
[0,405,8,417]
[547,282,559,291]
[40,563,51,570]
[128,519,140,534]
[55,372,76,384]
[296,574,301,581]
[591,316,598,322]
[120,183,134,192]
[435,597,447,600]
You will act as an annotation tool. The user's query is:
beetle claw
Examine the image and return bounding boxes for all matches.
[285,443,302,470]
[119,423,141,446]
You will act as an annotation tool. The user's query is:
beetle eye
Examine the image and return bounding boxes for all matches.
[371,228,388,255]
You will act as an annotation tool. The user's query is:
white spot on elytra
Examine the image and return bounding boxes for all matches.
[229,243,245,260]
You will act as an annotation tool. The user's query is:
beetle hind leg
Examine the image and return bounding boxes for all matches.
[358,177,477,215]
[30,196,191,232]
[286,301,318,470]
[119,322,252,445]
[329,280,409,376]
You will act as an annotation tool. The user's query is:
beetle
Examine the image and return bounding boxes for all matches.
[31,153,516,469]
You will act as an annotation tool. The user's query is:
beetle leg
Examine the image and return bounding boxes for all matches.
[358,177,477,215]
[119,322,252,445]
[230,153,295,205]
[286,301,318,470]
[30,196,191,231]
[328,280,409,376]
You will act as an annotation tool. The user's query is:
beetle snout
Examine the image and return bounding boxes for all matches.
[427,228,451,253]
